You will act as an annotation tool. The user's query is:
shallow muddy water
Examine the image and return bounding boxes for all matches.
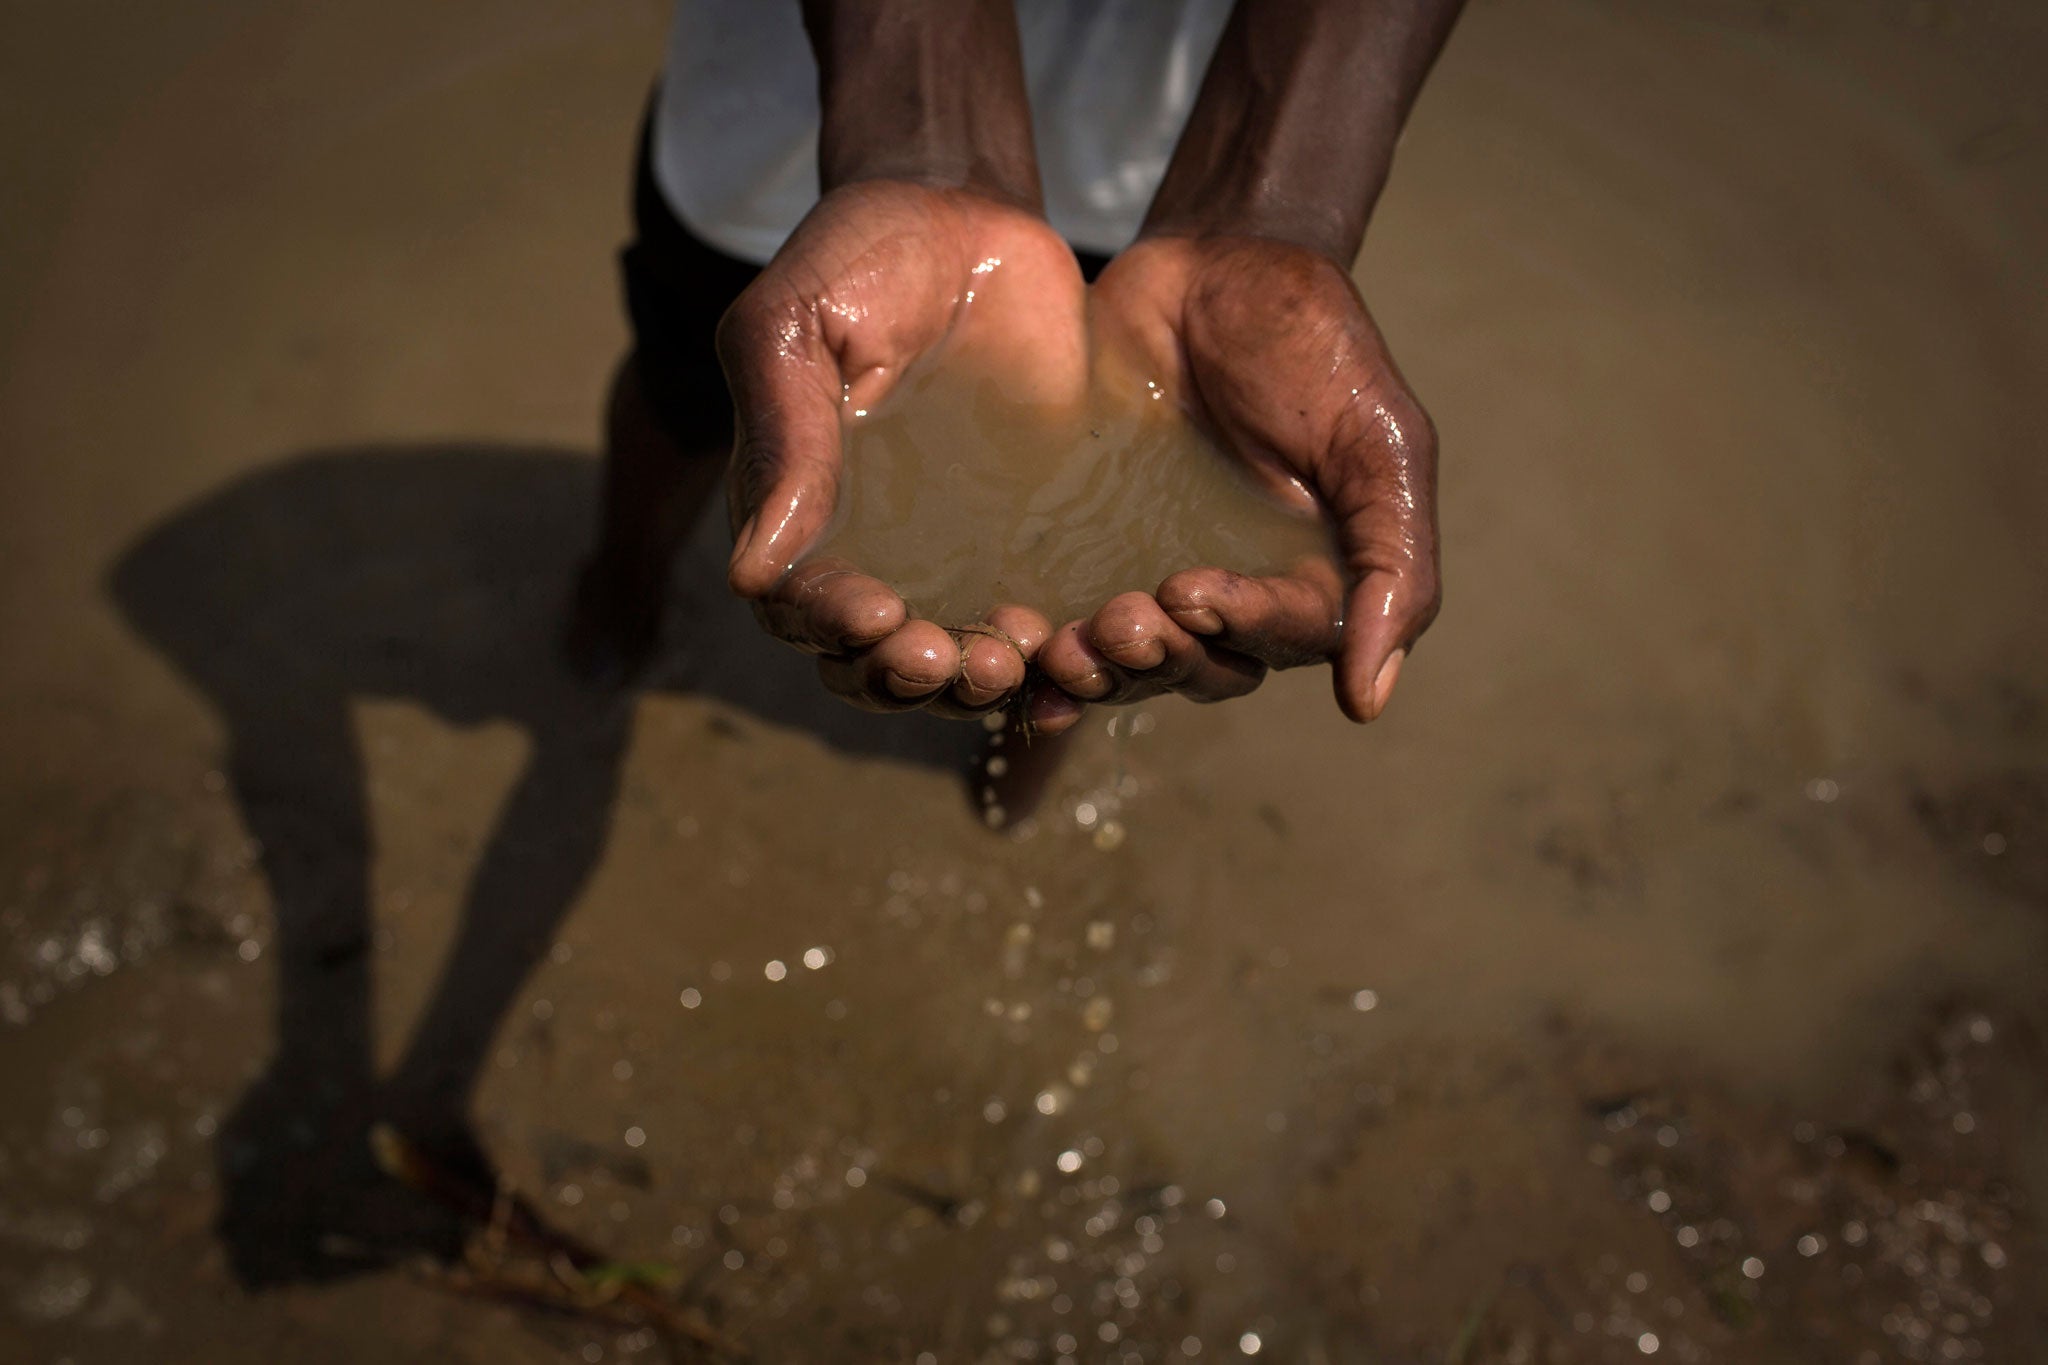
[3,1,2046,1363]
[812,350,1335,627]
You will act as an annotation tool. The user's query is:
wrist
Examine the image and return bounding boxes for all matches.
[804,0,1042,210]
[1143,0,1465,264]
[1142,168,1374,267]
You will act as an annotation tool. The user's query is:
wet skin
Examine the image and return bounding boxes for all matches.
[718,179,1088,719]
[721,0,1460,732]
[1029,235,1441,733]
[723,202,1440,734]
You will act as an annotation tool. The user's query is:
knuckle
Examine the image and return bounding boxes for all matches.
[713,289,773,368]
[1402,565,1444,638]
[1416,576,1444,635]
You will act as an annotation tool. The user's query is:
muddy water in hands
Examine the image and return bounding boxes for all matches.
[810,349,1337,628]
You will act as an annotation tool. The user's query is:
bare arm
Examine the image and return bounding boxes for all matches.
[1036,0,1466,728]
[722,1,1082,716]
[801,0,1040,206]
[1147,0,1466,262]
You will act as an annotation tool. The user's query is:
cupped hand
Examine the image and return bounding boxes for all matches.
[719,179,1087,715]
[1029,234,1441,731]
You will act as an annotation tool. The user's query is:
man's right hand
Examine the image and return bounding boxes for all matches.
[718,178,1086,715]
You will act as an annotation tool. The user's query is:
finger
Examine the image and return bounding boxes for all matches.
[1086,592,1177,674]
[985,604,1054,662]
[945,630,1027,712]
[1334,567,1438,724]
[1039,614,1254,709]
[1023,681,1088,736]
[1322,396,1441,723]
[1085,592,1267,704]
[1037,621,1120,703]
[754,556,906,654]
[929,603,1051,716]
[1155,561,1346,669]
[717,287,847,599]
[815,619,960,712]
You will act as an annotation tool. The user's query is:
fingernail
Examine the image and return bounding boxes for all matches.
[884,670,943,700]
[1369,648,1406,719]
[1173,606,1224,636]
[1103,638,1167,672]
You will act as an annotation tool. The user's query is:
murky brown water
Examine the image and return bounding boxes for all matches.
[3,1,2046,1362]
[813,346,1334,627]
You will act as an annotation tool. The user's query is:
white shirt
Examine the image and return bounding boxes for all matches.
[653,0,1231,264]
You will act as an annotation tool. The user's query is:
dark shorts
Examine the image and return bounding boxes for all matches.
[618,105,1112,450]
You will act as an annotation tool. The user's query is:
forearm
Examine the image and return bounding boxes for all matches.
[802,0,1041,208]
[1144,0,1465,262]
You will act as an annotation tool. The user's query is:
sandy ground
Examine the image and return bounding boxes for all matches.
[3,1,2046,1361]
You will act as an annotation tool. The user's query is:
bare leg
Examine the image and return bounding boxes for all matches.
[566,350,727,680]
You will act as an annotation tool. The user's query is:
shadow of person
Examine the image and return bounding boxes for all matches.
[108,442,976,1287]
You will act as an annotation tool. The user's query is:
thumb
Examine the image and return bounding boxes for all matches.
[717,291,848,599]
[1334,569,1435,723]
[1324,399,1440,723]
